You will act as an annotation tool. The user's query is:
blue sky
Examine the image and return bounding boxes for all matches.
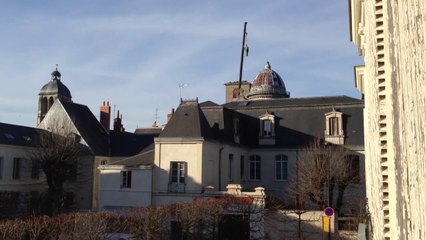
[0,1,363,132]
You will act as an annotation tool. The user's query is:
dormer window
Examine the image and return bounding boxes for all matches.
[259,112,276,145]
[325,109,344,144]
[233,118,240,143]
[329,117,339,136]
[262,120,272,137]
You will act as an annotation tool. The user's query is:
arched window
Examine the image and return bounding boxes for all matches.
[48,97,54,110]
[275,154,288,181]
[40,97,47,114]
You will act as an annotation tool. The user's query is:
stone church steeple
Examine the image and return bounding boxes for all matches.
[37,66,72,125]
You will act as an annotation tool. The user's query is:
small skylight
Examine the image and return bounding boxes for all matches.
[4,133,14,139]
[22,136,31,141]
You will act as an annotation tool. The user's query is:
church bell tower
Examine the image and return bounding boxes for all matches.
[37,66,72,125]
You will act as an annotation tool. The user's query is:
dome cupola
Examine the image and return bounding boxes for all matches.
[246,62,290,100]
[37,66,72,125]
[39,67,72,100]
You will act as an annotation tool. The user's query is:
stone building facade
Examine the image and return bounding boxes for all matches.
[350,1,426,239]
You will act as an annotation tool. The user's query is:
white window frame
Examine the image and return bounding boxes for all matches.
[121,170,132,188]
[324,110,345,144]
[228,154,234,181]
[275,154,288,181]
[258,112,276,145]
[249,155,261,180]
[170,162,186,184]
[13,158,21,180]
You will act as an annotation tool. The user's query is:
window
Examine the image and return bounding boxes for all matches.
[258,112,276,145]
[329,117,339,136]
[249,155,261,180]
[233,118,240,143]
[275,155,288,181]
[121,171,132,188]
[240,156,245,179]
[228,154,234,181]
[64,192,74,207]
[262,120,272,137]
[13,158,21,179]
[171,162,185,184]
[31,159,40,179]
[324,110,344,144]
[0,157,3,180]
[41,97,47,114]
[169,162,186,193]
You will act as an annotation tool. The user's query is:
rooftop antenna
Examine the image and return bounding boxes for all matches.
[238,22,249,98]
[154,108,159,125]
[179,83,188,99]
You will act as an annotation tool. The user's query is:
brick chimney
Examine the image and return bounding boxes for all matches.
[100,101,111,131]
[167,108,175,123]
[113,110,125,133]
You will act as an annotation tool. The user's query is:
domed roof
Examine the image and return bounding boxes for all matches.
[39,68,72,99]
[246,62,290,99]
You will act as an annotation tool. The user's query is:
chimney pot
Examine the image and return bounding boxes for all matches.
[100,101,111,131]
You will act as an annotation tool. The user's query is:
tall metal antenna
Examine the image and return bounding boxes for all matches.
[179,83,188,100]
[238,22,248,98]
[154,108,159,123]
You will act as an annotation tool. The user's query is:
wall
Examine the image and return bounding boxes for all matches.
[152,138,204,205]
[0,144,46,192]
[98,165,152,209]
[0,143,45,218]
[350,0,426,239]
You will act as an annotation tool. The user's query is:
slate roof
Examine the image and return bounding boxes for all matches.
[199,95,364,148]
[56,100,159,157]
[159,100,214,139]
[60,101,110,156]
[0,122,44,147]
[223,95,362,109]
[109,132,158,157]
[39,69,72,99]
[109,143,155,166]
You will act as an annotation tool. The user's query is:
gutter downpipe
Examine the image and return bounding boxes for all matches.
[218,146,224,191]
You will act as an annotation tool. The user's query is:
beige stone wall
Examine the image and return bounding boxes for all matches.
[389,1,426,239]
[0,144,46,192]
[152,138,204,205]
[351,0,426,239]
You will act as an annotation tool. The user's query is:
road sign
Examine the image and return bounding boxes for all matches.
[323,216,330,233]
[324,207,334,217]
